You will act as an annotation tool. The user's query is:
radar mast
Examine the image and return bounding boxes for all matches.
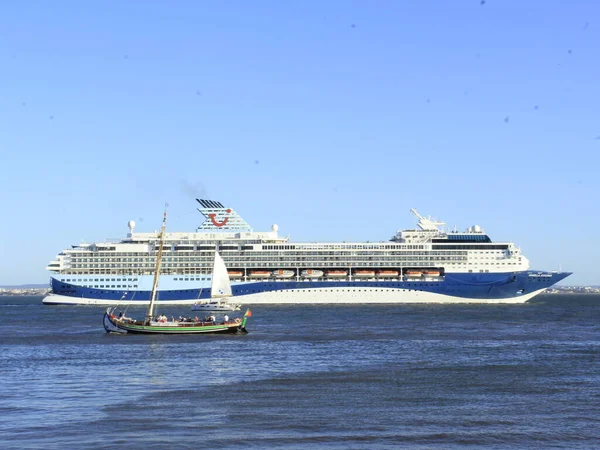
[410,208,445,231]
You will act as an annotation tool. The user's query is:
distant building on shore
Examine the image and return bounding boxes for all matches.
[544,286,600,294]
[0,287,50,296]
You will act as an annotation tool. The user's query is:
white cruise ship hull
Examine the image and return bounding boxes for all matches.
[43,270,570,305]
[42,287,548,305]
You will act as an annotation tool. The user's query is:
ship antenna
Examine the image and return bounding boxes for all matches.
[145,203,168,324]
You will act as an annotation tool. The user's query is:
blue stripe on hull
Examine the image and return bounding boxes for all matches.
[48,271,571,304]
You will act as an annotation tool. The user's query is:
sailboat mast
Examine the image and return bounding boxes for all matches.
[145,208,167,322]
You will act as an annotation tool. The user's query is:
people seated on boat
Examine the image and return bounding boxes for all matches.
[210,315,216,322]
[194,316,199,322]
[118,311,132,322]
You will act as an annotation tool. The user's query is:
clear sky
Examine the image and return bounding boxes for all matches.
[1,1,598,286]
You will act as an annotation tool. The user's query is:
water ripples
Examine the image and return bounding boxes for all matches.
[1,295,599,448]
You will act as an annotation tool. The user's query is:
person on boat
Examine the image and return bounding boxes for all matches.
[224,314,229,323]
[210,315,216,322]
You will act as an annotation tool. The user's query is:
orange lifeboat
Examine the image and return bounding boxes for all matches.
[227,270,243,278]
[424,270,441,277]
[326,270,347,278]
[249,270,271,278]
[405,270,423,277]
[376,270,399,277]
[353,270,375,278]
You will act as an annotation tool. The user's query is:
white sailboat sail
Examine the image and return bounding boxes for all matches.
[211,252,232,298]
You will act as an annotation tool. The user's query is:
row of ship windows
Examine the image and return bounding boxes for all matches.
[63,255,510,265]
[86,285,138,289]
[59,261,521,270]
[69,254,470,260]
[75,246,512,256]
[66,250,476,258]
[60,284,139,289]
[175,277,209,281]
[58,282,501,292]
[66,262,520,271]
[262,245,427,250]
[68,253,510,262]
[239,287,446,293]
[67,258,520,269]
[61,277,208,282]
[159,245,433,251]
[67,254,466,261]
[68,257,471,265]
[62,270,211,275]
[66,285,439,291]
[98,243,455,251]
[69,250,509,259]
[61,278,139,282]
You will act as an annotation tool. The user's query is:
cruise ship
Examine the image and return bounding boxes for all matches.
[43,199,571,305]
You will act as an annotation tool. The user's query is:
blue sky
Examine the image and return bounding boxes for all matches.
[1,1,598,286]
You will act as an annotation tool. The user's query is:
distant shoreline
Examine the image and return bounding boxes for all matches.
[545,286,600,294]
[0,288,50,296]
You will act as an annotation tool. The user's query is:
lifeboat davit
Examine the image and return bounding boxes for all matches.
[326,270,347,278]
[376,270,399,277]
[301,269,324,278]
[353,270,375,278]
[249,270,271,278]
[272,269,295,278]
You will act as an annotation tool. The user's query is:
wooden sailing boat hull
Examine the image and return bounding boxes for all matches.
[103,313,247,335]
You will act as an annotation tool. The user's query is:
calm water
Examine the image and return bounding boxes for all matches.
[1,295,599,449]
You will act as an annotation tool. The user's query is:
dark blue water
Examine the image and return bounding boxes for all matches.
[1,295,599,449]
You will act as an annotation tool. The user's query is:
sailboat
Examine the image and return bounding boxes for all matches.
[103,208,250,334]
[191,252,241,312]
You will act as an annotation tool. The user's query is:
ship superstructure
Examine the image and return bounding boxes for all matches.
[43,199,571,305]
